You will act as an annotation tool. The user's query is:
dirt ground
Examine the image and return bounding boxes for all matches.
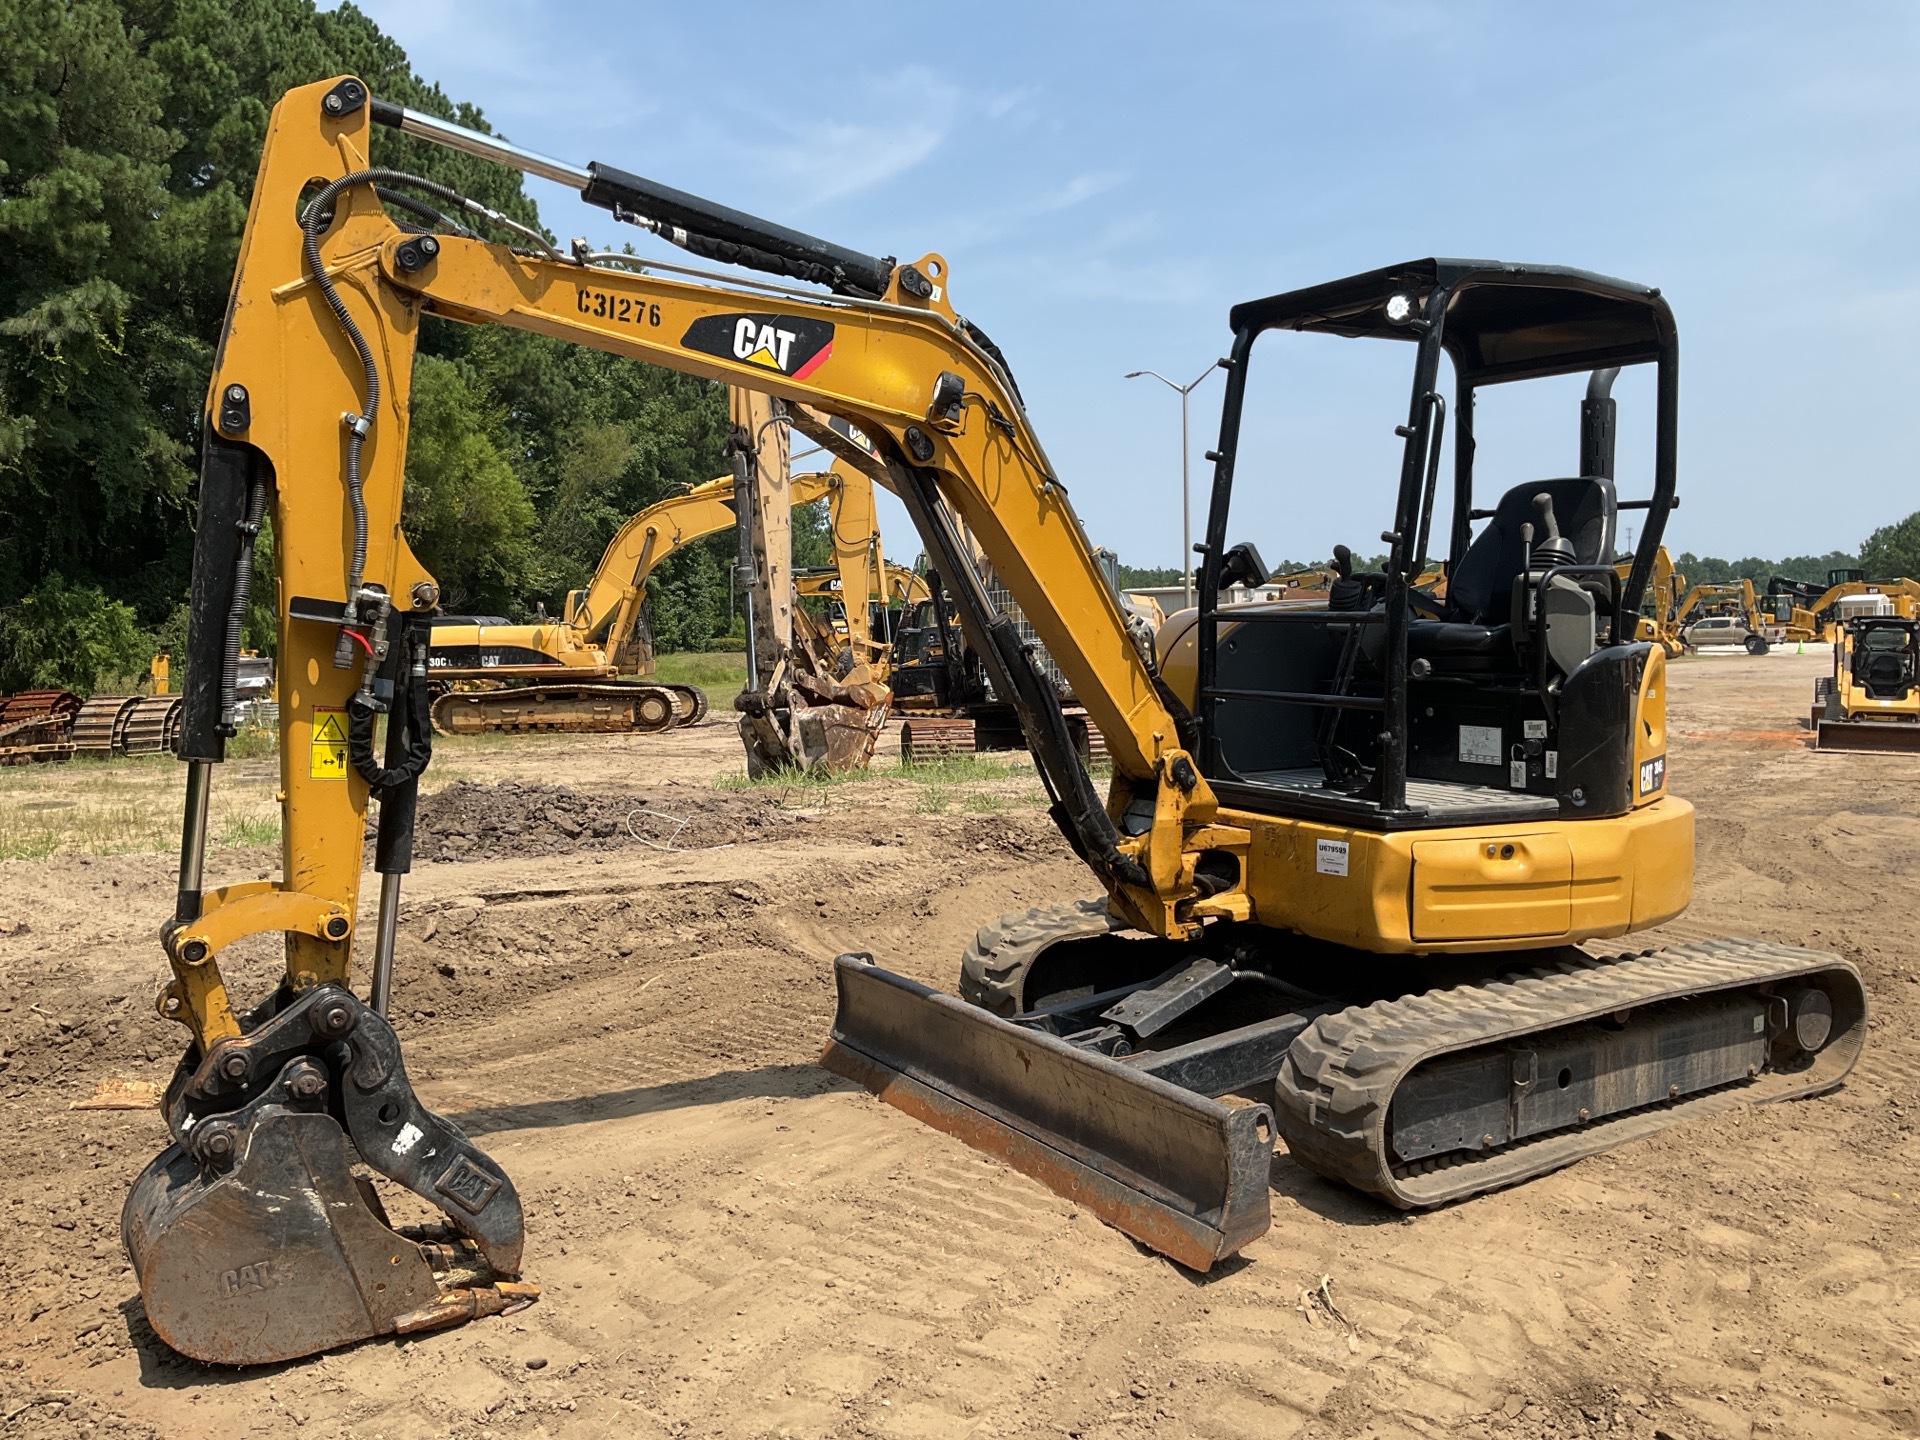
[2,646,1916,1440]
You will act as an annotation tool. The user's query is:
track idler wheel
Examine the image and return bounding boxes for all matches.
[631,687,677,733]
[666,684,710,727]
[122,987,534,1364]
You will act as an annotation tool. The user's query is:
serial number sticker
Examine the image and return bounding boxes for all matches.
[1315,839,1349,877]
[310,708,348,780]
[391,1122,425,1157]
[1459,724,1504,767]
[1523,719,1548,740]
[1510,759,1528,789]
[577,288,661,327]
[1639,754,1667,795]
[1546,750,1559,779]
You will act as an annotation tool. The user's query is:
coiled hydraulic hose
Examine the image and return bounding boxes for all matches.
[347,633,434,795]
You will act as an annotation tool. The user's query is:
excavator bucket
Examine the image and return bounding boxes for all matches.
[123,989,536,1364]
[822,954,1275,1271]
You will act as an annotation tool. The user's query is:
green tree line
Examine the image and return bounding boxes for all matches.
[0,0,760,695]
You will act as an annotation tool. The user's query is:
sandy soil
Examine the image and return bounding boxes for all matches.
[2,646,1917,1440]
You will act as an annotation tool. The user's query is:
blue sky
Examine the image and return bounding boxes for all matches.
[345,0,1919,573]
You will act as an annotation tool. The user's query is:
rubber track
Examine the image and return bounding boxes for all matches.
[1276,938,1866,1208]
[665,684,709,726]
[958,899,1121,1015]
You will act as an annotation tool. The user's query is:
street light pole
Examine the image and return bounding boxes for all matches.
[1125,360,1224,610]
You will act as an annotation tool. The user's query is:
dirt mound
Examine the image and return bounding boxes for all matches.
[408,779,793,862]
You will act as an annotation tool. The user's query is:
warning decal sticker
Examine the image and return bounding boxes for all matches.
[1315,839,1349,877]
[310,708,349,779]
[1458,724,1503,767]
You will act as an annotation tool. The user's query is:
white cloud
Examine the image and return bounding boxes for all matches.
[720,67,965,208]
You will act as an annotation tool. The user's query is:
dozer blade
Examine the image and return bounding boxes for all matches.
[1817,717,1920,753]
[822,954,1274,1271]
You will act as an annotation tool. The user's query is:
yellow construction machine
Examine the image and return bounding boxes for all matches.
[428,459,896,733]
[1672,578,1778,653]
[1811,615,1920,750]
[130,78,1866,1366]
[1617,546,1684,655]
[1770,574,1920,644]
[793,558,928,679]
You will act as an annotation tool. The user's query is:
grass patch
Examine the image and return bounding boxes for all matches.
[714,749,1049,818]
[217,811,281,848]
[651,652,751,690]
[716,752,1028,792]
[0,801,166,859]
[226,724,278,760]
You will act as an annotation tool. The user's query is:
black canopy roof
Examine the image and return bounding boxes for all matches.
[1228,259,1676,386]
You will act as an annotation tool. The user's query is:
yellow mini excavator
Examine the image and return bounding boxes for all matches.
[427,458,894,733]
[129,78,1866,1366]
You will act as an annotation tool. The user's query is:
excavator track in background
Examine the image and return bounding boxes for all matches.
[429,682,702,736]
[898,709,1107,766]
[1278,938,1865,1207]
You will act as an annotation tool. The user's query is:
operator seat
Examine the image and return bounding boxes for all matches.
[1407,476,1616,671]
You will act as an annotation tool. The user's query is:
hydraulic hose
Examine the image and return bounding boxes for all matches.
[348,634,434,796]
[218,475,269,733]
[299,168,556,636]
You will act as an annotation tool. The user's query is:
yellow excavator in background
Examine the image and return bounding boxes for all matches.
[1672,578,1777,653]
[1769,574,1920,644]
[1618,545,1685,655]
[130,78,1865,1367]
[793,559,928,677]
[429,459,898,733]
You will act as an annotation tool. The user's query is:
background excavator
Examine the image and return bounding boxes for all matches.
[1673,578,1777,653]
[428,457,901,734]
[1768,573,1920,644]
[131,78,1866,1367]
[1617,545,1685,655]
[793,558,928,679]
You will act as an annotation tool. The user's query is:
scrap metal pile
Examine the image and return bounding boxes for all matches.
[0,690,181,765]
